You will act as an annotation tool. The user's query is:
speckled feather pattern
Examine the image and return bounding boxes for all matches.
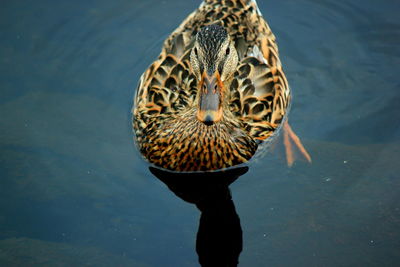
[133,0,291,171]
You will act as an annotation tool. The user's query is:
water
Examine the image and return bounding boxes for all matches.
[1,0,399,266]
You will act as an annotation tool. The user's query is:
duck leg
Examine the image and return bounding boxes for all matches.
[283,121,312,167]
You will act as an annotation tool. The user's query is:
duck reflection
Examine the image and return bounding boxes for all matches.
[149,166,248,267]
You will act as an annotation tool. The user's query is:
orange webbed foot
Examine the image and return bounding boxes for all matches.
[283,121,312,167]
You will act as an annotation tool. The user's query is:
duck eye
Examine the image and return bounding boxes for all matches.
[225,47,230,55]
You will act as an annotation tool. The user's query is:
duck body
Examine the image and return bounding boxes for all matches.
[133,0,291,171]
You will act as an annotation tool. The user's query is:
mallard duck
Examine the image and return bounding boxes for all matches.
[133,0,311,171]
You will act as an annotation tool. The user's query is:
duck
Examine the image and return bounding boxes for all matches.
[132,0,311,172]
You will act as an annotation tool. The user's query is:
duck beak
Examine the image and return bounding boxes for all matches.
[197,70,224,125]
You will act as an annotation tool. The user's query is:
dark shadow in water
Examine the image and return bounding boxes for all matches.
[150,166,248,267]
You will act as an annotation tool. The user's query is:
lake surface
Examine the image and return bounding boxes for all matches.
[1,0,399,266]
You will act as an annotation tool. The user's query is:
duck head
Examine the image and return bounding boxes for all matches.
[190,24,238,125]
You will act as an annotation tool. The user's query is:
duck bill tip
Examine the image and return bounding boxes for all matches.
[197,109,223,125]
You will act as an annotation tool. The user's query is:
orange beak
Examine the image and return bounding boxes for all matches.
[197,70,224,125]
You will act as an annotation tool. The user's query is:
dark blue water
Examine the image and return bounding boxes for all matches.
[1,0,399,266]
